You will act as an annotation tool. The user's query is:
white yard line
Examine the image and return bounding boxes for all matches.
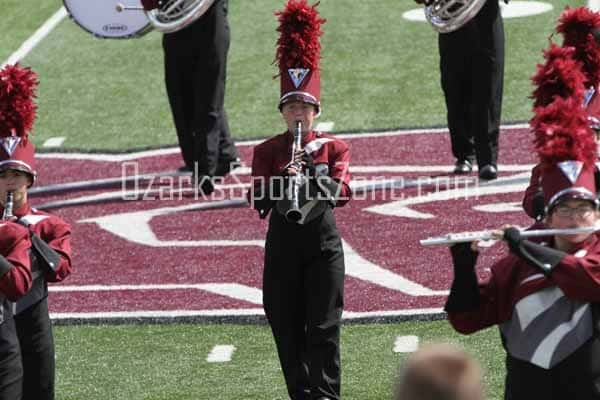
[37,122,530,162]
[50,307,445,322]
[2,7,67,68]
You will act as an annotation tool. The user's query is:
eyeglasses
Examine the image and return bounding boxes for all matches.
[553,205,597,218]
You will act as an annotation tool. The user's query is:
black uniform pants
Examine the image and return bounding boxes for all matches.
[438,0,504,168]
[14,298,55,400]
[504,336,600,400]
[263,209,345,400]
[0,318,22,400]
[162,0,238,175]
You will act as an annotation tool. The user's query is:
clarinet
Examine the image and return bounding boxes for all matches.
[285,121,304,223]
[2,191,13,221]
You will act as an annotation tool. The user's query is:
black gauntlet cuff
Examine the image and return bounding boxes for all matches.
[251,176,288,219]
[0,255,13,278]
[301,152,316,177]
[445,243,481,312]
[30,233,60,272]
[504,227,566,275]
[315,175,343,207]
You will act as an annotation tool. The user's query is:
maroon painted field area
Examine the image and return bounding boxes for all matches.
[35,125,537,321]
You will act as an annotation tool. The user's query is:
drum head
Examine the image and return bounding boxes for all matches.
[64,0,151,39]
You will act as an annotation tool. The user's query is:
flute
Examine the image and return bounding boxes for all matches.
[420,225,600,246]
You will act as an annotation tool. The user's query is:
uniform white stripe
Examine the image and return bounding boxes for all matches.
[514,286,564,330]
[519,273,545,286]
[530,303,590,369]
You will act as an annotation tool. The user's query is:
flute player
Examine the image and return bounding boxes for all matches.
[444,82,600,398]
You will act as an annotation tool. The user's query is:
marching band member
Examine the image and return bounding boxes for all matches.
[0,218,31,400]
[247,1,351,398]
[445,96,600,399]
[524,7,600,220]
[0,64,72,400]
[414,0,505,180]
[141,0,240,195]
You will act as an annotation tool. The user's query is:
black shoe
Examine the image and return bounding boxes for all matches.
[479,164,498,180]
[214,157,242,178]
[196,175,215,195]
[453,159,473,174]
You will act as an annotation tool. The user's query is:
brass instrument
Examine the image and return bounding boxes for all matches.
[2,192,13,221]
[285,121,304,223]
[420,225,600,246]
[425,0,486,33]
[116,0,215,34]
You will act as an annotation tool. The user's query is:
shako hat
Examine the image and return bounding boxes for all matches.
[275,0,326,115]
[0,64,38,184]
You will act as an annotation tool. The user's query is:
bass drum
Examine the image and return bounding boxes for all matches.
[64,0,151,39]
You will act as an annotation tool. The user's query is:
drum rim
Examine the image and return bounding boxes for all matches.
[62,0,152,39]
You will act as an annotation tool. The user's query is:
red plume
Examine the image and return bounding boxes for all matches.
[531,43,586,108]
[531,96,597,167]
[0,64,38,139]
[274,0,326,73]
[556,6,600,87]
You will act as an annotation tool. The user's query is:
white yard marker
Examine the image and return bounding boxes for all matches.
[315,121,335,132]
[393,335,420,353]
[43,137,66,148]
[206,345,236,363]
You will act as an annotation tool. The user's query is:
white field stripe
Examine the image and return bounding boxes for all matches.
[31,165,532,204]
[351,164,533,173]
[43,137,66,148]
[206,345,236,363]
[36,122,530,162]
[393,335,420,353]
[49,283,263,305]
[366,173,529,219]
[79,202,265,248]
[2,7,67,68]
[50,309,266,320]
[49,307,445,321]
[344,240,448,296]
[35,168,528,208]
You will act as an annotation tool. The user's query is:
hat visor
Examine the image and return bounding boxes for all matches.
[279,92,320,112]
[0,161,36,186]
[547,187,599,212]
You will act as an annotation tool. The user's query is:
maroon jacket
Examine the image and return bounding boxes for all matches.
[0,221,32,301]
[248,130,352,214]
[5,202,72,283]
[448,232,600,332]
